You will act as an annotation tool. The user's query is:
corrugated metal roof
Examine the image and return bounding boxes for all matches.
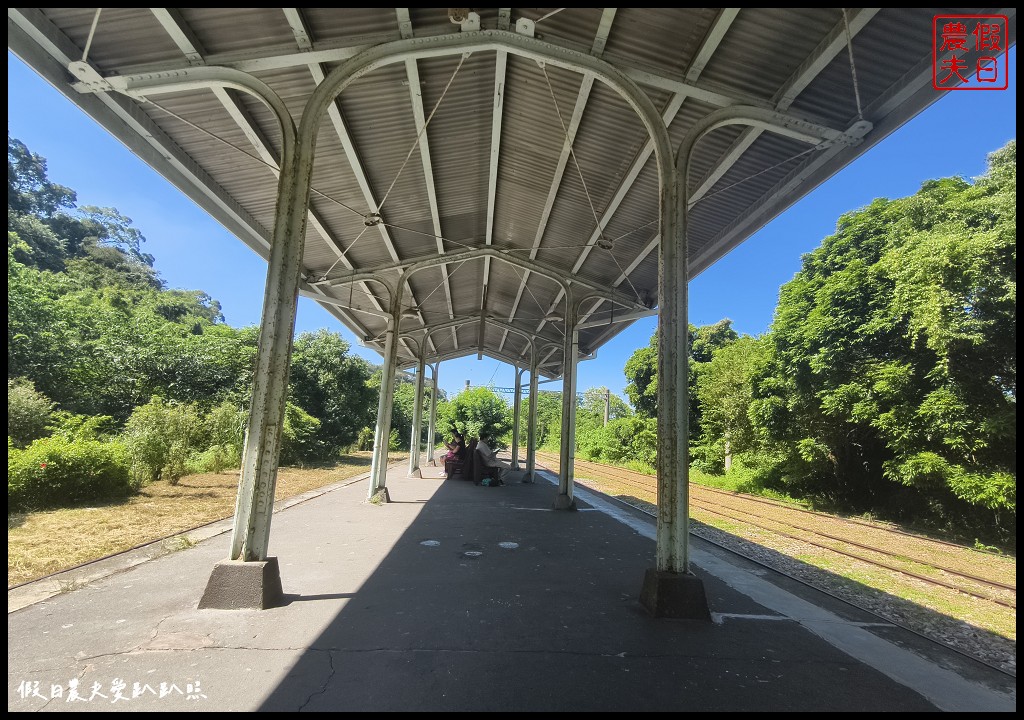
[10,7,1016,379]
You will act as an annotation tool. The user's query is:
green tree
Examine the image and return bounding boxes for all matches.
[389,378,418,452]
[7,235,77,395]
[7,134,77,271]
[72,206,161,290]
[289,329,378,458]
[694,335,766,473]
[196,400,247,472]
[576,387,634,461]
[8,138,262,421]
[7,135,76,218]
[533,391,563,450]
[624,333,658,418]
[280,402,322,466]
[624,319,739,443]
[751,141,1015,539]
[580,386,632,422]
[439,387,512,448]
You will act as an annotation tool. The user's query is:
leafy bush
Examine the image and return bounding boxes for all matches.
[200,400,246,471]
[280,402,321,466]
[8,377,54,448]
[187,444,238,475]
[8,436,132,510]
[355,426,375,451]
[121,396,202,486]
[49,411,116,442]
[204,400,246,448]
[690,438,726,475]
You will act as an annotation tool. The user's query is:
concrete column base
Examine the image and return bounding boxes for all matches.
[369,487,391,505]
[520,472,535,484]
[198,557,284,610]
[639,569,711,620]
[553,494,577,511]
[407,468,422,478]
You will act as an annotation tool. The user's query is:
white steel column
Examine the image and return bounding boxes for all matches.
[408,353,426,476]
[368,313,399,501]
[525,349,539,484]
[656,164,689,571]
[228,164,303,563]
[511,365,524,470]
[555,297,579,510]
[426,363,439,465]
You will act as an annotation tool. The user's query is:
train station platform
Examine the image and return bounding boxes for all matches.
[7,460,1016,712]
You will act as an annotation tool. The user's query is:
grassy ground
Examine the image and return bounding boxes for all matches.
[8,452,407,588]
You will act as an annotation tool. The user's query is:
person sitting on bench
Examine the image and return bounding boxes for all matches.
[475,433,508,486]
[441,429,466,477]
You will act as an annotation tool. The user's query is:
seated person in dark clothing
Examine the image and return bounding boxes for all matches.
[441,429,466,476]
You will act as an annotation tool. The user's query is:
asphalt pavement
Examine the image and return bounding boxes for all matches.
[7,460,1016,712]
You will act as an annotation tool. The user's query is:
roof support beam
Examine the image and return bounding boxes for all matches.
[417,316,539,359]
[577,308,658,330]
[587,111,869,356]
[146,8,385,348]
[688,8,879,207]
[149,8,205,65]
[398,322,563,375]
[533,9,740,346]
[95,27,674,383]
[284,15,681,377]
[580,10,878,348]
[565,93,686,279]
[497,8,512,32]
[499,8,617,353]
[400,347,559,377]
[317,246,647,312]
[396,8,457,350]
[103,32,757,113]
[282,8,428,357]
[577,234,660,345]
[689,117,872,277]
[684,8,740,78]
[577,18,868,346]
[479,45,508,334]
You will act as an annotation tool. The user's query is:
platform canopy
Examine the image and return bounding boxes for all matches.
[9,8,1016,377]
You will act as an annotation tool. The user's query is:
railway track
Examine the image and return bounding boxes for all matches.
[532,450,1017,675]
[534,451,1015,597]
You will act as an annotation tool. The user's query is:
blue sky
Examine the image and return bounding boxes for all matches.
[7,47,1016,402]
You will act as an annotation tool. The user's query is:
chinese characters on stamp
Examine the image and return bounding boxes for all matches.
[933,15,1009,90]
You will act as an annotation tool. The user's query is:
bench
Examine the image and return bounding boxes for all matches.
[473,447,505,486]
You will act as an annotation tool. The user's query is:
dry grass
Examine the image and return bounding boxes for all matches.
[8,452,407,588]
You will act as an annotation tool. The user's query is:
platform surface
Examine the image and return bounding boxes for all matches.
[8,461,1016,712]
